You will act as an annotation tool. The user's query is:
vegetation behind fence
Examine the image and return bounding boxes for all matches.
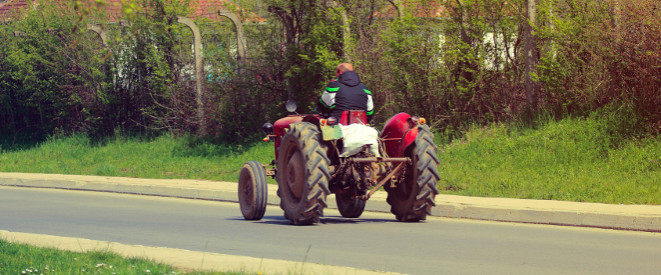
[0,0,658,145]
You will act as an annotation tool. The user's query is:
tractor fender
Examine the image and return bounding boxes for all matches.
[272,114,321,159]
[273,115,303,159]
[380,112,419,158]
[273,115,304,137]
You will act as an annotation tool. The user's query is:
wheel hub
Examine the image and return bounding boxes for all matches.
[287,150,304,200]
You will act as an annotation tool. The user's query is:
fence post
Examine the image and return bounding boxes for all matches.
[177,16,206,136]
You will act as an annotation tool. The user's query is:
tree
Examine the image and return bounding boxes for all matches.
[524,0,539,117]
[264,0,343,109]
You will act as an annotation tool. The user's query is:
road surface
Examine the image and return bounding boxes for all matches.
[2,186,660,274]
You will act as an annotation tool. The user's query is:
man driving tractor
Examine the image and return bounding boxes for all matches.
[238,64,439,225]
[318,63,374,123]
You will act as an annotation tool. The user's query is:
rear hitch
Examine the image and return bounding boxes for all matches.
[356,161,408,201]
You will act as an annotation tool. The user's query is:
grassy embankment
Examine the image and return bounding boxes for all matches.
[438,115,661,204]
[0,239,247,274]
[1,114,659,204]
[0,134,274,182]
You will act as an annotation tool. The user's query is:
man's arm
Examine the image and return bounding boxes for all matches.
[319,82,339,115]
[317,99,331,114]
[365,89,374,122]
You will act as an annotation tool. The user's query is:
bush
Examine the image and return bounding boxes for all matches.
[608,0,661,130]
[0,1,112,140]
[0,0,657,143]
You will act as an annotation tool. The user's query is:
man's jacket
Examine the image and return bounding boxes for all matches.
[318,70,374,121]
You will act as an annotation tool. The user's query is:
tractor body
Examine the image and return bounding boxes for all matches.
[238,108,440,225]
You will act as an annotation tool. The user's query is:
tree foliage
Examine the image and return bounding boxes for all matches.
[0,1,112,141]
[0,0,658,144]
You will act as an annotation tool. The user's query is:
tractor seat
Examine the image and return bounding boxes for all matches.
[340,110,368,125]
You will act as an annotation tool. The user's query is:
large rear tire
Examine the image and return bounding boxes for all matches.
[386,125,440,222]
[277,122,331,225]
[238,161,268,220]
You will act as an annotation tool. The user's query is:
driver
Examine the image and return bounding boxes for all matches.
[318,63,374,123]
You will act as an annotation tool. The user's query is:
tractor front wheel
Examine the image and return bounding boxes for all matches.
[277,122,331,225]
[238,160,268,220]
[335,189,366,218]
[386,125,440,222]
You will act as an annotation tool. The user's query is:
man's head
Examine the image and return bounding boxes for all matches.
[335,63,354,78]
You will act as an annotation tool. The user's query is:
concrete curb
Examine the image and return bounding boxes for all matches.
[1,172,660,232]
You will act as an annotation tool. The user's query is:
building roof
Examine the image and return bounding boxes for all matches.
[0,0,28,21]
[373,0,518,19]
[192,0,265,23]
[0,0,265,23]
[373,0,448,19]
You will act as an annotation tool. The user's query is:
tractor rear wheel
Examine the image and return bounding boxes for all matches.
[238,160,268,220]
[277,122,331,225]
[386,125,440,222]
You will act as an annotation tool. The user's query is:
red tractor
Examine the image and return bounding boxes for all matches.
[238,101,440,225]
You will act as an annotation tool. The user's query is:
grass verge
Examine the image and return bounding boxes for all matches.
[0,113,659,205]
[0,135,274,183]
[0,239,245,275]
[437,114,661,204]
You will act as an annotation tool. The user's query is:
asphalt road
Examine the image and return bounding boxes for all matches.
[2,186,661,275]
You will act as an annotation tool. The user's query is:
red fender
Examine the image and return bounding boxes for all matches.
[271,114,322,159]
[380,112,419,158]
[272,115,303,159]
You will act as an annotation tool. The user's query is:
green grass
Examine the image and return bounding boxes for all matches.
[437,115,661,204]
[0,239,247,274]
[0,135,274,183]
[1,113,659,205]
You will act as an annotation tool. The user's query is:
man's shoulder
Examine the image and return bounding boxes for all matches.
[358,83,371,93]
[326,80,341,87]
[325,80,341,92]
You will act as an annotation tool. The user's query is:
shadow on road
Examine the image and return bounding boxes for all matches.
[228,215,396,226]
